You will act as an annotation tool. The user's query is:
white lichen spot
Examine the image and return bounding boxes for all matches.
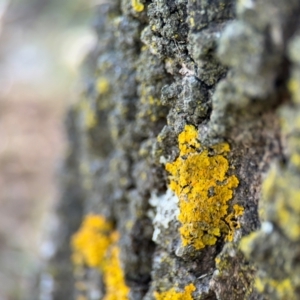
[159,155,168,164]
[261,221,273,234]
[239,0,255,9]
[149,189,180,242]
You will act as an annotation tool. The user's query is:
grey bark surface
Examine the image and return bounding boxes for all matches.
[49,0,300,299]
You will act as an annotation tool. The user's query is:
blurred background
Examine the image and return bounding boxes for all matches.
[0,0,96,299]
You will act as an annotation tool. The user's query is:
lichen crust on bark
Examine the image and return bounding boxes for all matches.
[48,0,300,299]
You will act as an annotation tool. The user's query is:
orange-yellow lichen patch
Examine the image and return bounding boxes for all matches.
[71,215,129,299]
[132,0,144,12]
[165,125,240,249]
[103,232,130,300]
[226,204,245,242]
[71,214,113,268]
[154,283,196,300]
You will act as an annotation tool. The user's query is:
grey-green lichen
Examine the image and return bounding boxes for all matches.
[203,0,300,143]
[240,100,300,299]
[238,10,300,299]
[211,243,257,300]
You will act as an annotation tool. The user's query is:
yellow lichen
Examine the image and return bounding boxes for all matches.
[291,153,300,168]
[71,214,113,268]
[261,165,300,241]
[165,125,240,249]
[132,0,144,12]
[103,232,130,300]
[96,77,110,95]
[288,77,300,104]
[137,82,163,122]
[78,100,97,129]
[225,204,245,242]
[239,231,259,258]
[254,277,295,299]
[154,283,196,300]
[189,17,195,27]
[71,215,129,299]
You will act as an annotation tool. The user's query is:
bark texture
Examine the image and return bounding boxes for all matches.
[50,0,300,299]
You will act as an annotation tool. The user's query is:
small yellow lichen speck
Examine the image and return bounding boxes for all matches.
[96,77,110,95]
[165,125,240,249]
[288,77,300,104]
[154,283,196,300]
[132,0,144,12]
[71,214,129,299]
[78,101,97,129]
[189,17,195,27]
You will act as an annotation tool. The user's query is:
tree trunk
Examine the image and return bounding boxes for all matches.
[50,0,300,299]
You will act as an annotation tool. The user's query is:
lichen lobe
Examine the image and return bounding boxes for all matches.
[165,125,242,250]
[71,214,129,300]
[154,283,196,300]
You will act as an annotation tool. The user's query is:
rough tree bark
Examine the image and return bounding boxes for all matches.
[49,0,300,299]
